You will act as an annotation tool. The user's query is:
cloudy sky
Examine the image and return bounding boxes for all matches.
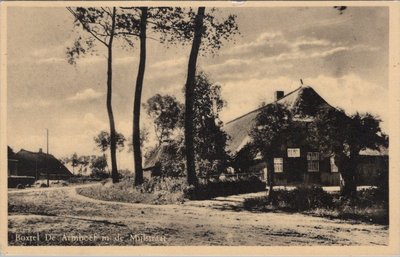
[7,6,389,169]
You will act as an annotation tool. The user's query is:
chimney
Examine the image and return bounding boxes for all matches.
[275,91,284,101]
[38,148,43,153]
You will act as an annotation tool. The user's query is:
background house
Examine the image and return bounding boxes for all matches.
[224,86,388,186]
[7,146,19,176]
[9,148,73,180]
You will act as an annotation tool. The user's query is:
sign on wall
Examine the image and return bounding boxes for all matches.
[287,148,300,158]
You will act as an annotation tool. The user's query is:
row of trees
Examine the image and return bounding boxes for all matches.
[60,154,108,178]
[66,6,238,185]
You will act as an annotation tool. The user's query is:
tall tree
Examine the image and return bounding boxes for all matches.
[117,7,194,185]
[184,7,238,185]
[184,7,205,186]
[66,7,133,183]
[131,7,148,185]
[118,7,238,185]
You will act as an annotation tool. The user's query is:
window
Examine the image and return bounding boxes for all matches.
[274,158,284,173]
[287,148,300,158]
[307,152,319,172]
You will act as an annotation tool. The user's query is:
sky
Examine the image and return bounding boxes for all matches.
[7,6,389,170]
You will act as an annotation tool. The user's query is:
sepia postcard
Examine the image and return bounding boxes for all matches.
[1,1,400,256]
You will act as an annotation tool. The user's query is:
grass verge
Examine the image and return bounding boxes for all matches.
[76,177,186,205]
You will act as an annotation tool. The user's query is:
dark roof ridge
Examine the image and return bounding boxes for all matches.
[18,148,55,157]
[226,86,303,125]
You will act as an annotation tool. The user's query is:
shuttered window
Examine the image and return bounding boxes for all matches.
[274,158,284,173]
[307,152,319,172]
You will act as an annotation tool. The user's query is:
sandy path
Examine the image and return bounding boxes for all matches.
[8,187,388,246]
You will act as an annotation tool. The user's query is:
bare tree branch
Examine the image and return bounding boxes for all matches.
[101,7,112,17]
[66,7,108,47]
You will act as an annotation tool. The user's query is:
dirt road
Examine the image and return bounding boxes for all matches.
[8,186,388,246]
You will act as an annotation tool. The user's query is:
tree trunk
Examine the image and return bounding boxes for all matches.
[339,157,358,197]
[266,160,275,202]
[184,7,205,186]
[107,7,119,183]
[133,7,147,186]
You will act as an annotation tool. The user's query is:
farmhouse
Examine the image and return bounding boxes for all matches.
[224,85,388,186]
[9,148,73,180]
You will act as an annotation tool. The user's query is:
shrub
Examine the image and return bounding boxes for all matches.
[275,185,334,211]
[118,169,134,178]
[184,177,266,200]
[90,168,109,179]
[243,185,333,212]
[137,177,188,193]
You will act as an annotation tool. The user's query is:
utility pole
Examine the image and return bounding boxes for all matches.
[46,129,49,187]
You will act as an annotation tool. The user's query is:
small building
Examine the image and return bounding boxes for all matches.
[143,144,166,178]
[224,86,388,186]
[7,146,19,176]
[11,148,73,180]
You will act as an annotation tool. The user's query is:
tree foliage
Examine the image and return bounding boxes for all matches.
[157,137,186,178]
[144,94,184,145]
[66,7,138,64]
[145,73,230,178]
[309,108,388,197]
[192,72,230,177]
[90,155,109,179]
[94,130,126,153]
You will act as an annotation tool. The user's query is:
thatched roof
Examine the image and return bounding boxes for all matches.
[224,86,335,154]
[143,144,166,170]
[14,149,72,177]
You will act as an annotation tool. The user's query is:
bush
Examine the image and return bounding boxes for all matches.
[118,169,134,178]
[137,177,188,193]
[243,185,333,212]
[275,185,334,211]
[184,177,266,200]
[90,168,110,179]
